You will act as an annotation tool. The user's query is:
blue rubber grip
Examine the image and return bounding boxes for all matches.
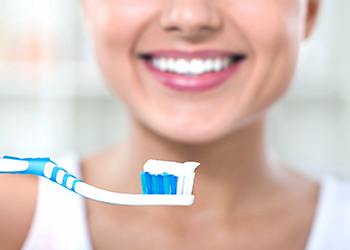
[3,155,52,176]
[2,155,81,192]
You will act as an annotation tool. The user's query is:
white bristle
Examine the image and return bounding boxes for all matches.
[183,178,190,195]
[183,173,195,195]
[186,176,195,195]
[176,176,185,194]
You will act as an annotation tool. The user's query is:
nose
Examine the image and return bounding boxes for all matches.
[160,0,223,41]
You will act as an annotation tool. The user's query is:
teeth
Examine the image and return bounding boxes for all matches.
[190,59,205,75]
[151,57,233,75]
[168,58,177,70]
[204,59,213,71]
[159,58,167,71]
[213,58,222,72]
[177,59,190,74]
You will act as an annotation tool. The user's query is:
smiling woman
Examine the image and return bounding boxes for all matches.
[1,0,350,249]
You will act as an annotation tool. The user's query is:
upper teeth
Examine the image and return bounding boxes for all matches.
[151,57,231,75]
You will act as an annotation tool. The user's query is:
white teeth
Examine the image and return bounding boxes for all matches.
[177,59,190,74]
[168,58,177,70]
[151,57,232,75]
[159,58,167,71]
[204,59,214,71]
[190,59,205,75]
[213,58,222,72]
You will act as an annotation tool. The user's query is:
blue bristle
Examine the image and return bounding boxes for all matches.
[170,175,178,195]
[152,174,159,194]
[140,172,147,194]
[157,175,164,194]
[140,171,180,195]
[163,173,170,194]
[145,172,153,194]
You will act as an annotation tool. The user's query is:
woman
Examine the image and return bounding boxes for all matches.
[1,0,349,249]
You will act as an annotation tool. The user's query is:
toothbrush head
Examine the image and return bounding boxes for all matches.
[140,160,200,195]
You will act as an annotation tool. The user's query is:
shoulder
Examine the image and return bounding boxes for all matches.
[306,176,350,250]
[0,174,38,249]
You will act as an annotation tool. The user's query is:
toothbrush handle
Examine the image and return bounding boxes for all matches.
[1,156,196,206]
[0,156,82,193]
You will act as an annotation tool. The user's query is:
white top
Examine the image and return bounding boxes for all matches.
[305,175,350,250]
[22,154,350,250]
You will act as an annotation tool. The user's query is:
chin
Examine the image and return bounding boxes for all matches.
[144,116,242,145]
[162,128,224,145]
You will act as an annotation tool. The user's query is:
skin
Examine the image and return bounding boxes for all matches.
[0,0,320,249]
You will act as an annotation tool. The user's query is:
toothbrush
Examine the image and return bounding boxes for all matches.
[0,155,199,206]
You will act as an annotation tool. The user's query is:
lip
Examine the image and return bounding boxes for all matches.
[139,50,246,92]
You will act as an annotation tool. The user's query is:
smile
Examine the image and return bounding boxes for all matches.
[138,50,246,92]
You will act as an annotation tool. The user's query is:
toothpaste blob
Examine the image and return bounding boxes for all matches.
[140,160,200,195]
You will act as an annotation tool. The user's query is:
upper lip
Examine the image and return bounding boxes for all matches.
[138,50,246,60]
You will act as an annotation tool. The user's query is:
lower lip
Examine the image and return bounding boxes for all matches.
[142,59,242,92]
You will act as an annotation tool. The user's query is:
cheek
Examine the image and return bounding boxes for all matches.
[89,2,158,104]
[233,0,302,50]
[229,0,303,113]
[91,2,153,45]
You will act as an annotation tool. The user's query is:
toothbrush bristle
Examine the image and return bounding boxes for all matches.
[140,172,179,194]
[140,160,200,195]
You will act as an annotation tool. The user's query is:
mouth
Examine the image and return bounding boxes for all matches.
[137,50,247,92]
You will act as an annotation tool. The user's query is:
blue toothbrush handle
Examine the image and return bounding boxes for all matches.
[1,156,82,193]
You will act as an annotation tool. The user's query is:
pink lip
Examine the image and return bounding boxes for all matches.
[140,50,245,92]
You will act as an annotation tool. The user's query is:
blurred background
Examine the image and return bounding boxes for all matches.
[0,0,349,179]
